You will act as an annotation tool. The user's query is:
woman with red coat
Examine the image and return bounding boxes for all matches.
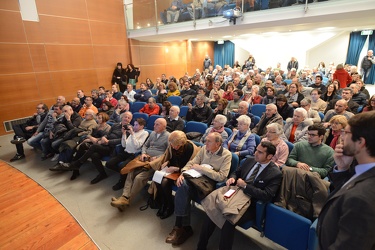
[332,64,352,89]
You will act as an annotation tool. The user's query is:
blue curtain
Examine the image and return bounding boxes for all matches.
[366,32,375,84]
[345,31,367,65]
[214,41,235,68]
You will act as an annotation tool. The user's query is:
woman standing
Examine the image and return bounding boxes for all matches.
[125,63,140,89]
[112,62,126,92]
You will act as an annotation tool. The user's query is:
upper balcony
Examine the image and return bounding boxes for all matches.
[124,0,375,42]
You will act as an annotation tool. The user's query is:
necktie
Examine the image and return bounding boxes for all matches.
[247,163,261,183]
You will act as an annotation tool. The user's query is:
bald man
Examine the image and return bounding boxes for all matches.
[166,106,185,132]
[111,118,170,210]
[252,104,283,136]
[323,99,354,128]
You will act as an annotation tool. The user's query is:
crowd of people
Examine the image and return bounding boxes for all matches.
[8,56,375,249]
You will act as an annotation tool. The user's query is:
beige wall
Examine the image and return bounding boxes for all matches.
[0,0,129,135]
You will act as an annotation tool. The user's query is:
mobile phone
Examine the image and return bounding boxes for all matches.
[224,189,236,199]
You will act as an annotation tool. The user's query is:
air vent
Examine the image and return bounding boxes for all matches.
[3,116,32,132]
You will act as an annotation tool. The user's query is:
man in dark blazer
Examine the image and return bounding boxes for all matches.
[317,112,375,249]
[197,141,282,250]
[324,87,359,114]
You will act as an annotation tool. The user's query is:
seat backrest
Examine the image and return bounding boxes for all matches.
[284,79,292,85]
[146,115,163,130]
[284,140,294,154]
[131,102,146,113]
[254,134,261,147]
[251,104,266,117]
[180,106,189,118]
[253,115,261,126]
[224,127,232,137]
[167,96,182,106]
[264,203,311,250]
[132,112,149,125]
[185,121,208,134]
[318,112,324,121]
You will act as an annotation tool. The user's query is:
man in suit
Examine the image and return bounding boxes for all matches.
[197,141,282,250]
[317,112,375,249]
[324,87,359,114]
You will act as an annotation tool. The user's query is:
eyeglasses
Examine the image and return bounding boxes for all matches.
[340,129,352,136]
[307,133,319,137]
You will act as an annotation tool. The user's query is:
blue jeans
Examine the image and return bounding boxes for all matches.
[27,132,44,150]
[174,179,198,226]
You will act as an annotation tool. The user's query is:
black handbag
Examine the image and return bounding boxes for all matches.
[183,173,217,200]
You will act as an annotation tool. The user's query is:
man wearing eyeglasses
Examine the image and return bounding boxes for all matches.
[317,112,375,249]
[286,124,334,179]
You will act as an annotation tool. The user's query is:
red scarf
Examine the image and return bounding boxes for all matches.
[330,130,341,149]
[210,126,224,134]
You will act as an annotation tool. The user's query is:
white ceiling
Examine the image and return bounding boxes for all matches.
[127,0,375,42]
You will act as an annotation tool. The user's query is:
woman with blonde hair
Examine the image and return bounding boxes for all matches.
[166,82,180,97]
[325,115,348,149]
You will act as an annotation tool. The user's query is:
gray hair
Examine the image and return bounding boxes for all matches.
[294,107,308,119]
[300,98,311,105]
[214,114,227,126]
[266,103,277,111]
[252,85,260,92]
[237,115,251,127]
[266,123,283,136]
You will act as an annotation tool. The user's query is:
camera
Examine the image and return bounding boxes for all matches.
[123,124,129,130]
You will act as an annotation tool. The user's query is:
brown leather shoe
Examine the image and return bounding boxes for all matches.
[165,226,193,245]
[110,196,129,208]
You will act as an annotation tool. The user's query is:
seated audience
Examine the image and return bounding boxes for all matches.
[276,94,294,120]
[197,141,282,250]
[186,94,213,123]
[362,94,375,112]
[285,83,304,108]
[309,75,327,94]
[101,101,114,116]
[106,118,149,190]
[160,101,172,118]
[325,115,348,150]
[108,99,129,123]
[77,89,86,105]
[349,83,367,106]
[166,82,180,97]
[323,99,354,127]
[201,114,229,144]
[228,101,255,130]
[134,83,152,102]
[78,96,98,118]
[209,91,221,110]
[356,79,370,100]
[40,105,82,160]
[261,85,276,104]
[165,132,231,246]
[286,124,335,178]
[50,112,132,184]
[102,90,118,108]
[262,123,289,167]
[227,89,242,112]
[300,98,321,123]
[324,87,359,114]
[91,89,103,109]
[207,98,232,127]
[244,85,262,105]
[252,104,283,137]
[209,81,224,100]
[222,82,234,101]
[223,115,256,160]
[180,81,197,105]
[98,86,106,100]
[111,84,123,100]
[124,84,136,103]
[110,118,169,210]
[139,97,160,116]
[321,82,338,103]
[10,103,48,162]
[310,89,327,112]
[70,97,82,113]
[284,108,313,144]
[165,106,185,132]
[153,131,200,219]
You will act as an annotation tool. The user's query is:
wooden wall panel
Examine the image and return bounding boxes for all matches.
[92,46,127,68]
[0,44,33,75]
[0,74,39,104]
[39,16,91,45]
[86,0,125,23]
[29,45,49,72]
[23,21,44,44]
[49,70,98,96]
[37,0,88,19]
[45,45,94,71]
[90,21,127,45]
[0,0,19,11]
[138,45,167,65]
[96,68,115,88]
[0,11,26,43]
[35,73,53,99]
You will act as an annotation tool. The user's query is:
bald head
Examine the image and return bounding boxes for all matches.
[335,99,348,114]
[154,118,167,133]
